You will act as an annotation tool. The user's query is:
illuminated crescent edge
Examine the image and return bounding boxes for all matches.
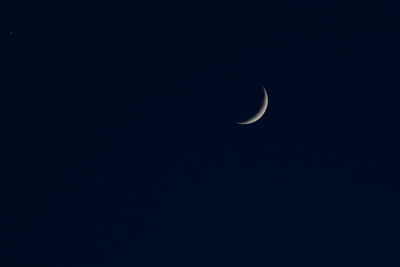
[236,87,268,125]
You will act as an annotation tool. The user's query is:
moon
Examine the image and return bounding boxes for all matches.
[236,86,269,125]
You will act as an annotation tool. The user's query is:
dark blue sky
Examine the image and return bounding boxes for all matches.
[4,2,399,266]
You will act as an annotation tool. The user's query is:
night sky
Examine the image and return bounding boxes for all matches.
[4,2,399,266]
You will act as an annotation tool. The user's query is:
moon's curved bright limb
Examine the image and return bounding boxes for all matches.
[236,86,268,125]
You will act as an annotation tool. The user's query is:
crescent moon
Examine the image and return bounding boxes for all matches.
[236,86,269,125]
